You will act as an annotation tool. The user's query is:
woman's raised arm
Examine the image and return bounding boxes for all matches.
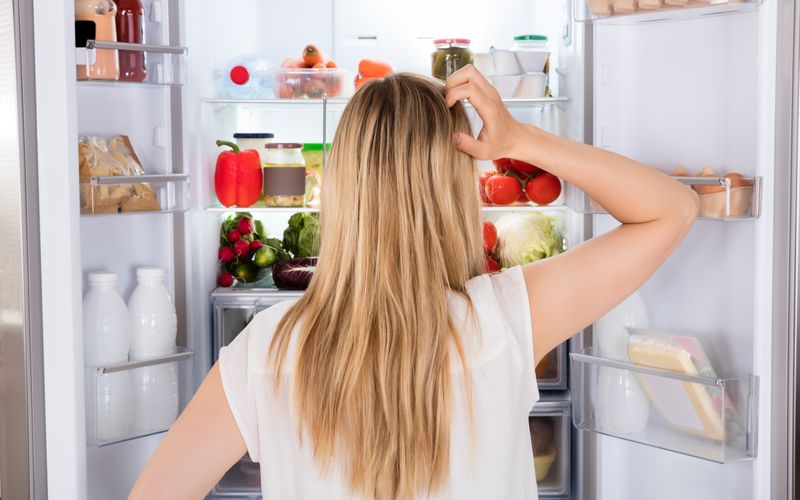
[446,65,699,365]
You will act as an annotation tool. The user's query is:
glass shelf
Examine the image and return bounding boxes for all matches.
[570,347,758,463]
[567,176,762,221]
[206,203,567,215]
[76,40,187,86]
[86,347,193,447]
[575,0,760,24]
[81,173,190,216]
[203,96,568,111]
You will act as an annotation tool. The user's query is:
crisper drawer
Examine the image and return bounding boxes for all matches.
[531,397,571,498]
[536,342,568,391]
[210,288,304,362]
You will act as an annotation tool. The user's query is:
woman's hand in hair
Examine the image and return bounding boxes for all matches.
[444,65,528,161]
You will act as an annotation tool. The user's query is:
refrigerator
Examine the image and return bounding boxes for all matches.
[1,0,798,499]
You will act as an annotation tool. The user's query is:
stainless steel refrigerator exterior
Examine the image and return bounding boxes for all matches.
[0,0,48,498]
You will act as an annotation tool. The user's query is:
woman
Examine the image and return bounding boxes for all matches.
[130,67,698,499]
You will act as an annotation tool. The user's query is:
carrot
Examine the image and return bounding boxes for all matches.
[355,76,378,89]
[358,59,394,78]
[312,62,326,69]
[326,60,337,68]
[302,44,326,67]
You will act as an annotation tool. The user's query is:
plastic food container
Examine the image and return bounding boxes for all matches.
[490,48,521,76]
[511,35,550,74]
[431,39,474,81]
[472,52,495,77]
[272,68,354,99]
[514,73,547,98]
[234,133,274,164]
[490,75,521,98]
[262,143,306,207]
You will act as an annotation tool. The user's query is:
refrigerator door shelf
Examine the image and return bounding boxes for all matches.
[570,348,758,464]
[206,204,570,215]
[80,173,191,216]
[85,347,193,447]
[574,0,761,23]
[566,176,762,221]
[76,40,188,86]
[531,398,572,498]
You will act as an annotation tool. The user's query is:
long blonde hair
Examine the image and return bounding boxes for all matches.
[269,73,485,499]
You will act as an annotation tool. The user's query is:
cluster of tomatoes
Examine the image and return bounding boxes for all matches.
[480,158,562,206]
[483,221,501,273]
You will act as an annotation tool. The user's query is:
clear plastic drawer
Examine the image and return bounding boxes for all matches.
[531,398,571,498]
[570,347,757,463]
[537,343,568,391]
[85,347,193,446]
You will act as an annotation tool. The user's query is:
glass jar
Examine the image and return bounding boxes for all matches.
[431,39,473,82]
[262,143,306,207]
[75,0,120,80]
[234,133,274,164]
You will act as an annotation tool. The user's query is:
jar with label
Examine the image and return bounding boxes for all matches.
[234,133,274,164]
[263,143,306,207]
[431,39,473,81]
[75,0,120,80]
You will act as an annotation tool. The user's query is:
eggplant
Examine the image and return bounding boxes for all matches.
[272,257,317,290]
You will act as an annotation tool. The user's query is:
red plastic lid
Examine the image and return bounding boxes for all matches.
[229,65,250,85]
[433,38,471,45]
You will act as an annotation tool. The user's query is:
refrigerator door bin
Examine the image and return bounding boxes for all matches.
[531,398,571,498]
[212,453,262,498]
[574,0,761,23]
[567,175,762,221]
[537,342,568,391]
[77,40,188,86]
[570,348,758,463]
[80,173,191,216]
[85,347,193,446]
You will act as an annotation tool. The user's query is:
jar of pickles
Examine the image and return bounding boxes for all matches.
[262,143,306,207]
[431,39,473,81]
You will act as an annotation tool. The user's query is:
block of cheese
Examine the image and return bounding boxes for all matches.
[628,332,737,441]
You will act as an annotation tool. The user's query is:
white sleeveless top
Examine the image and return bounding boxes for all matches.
[219,266,540,499]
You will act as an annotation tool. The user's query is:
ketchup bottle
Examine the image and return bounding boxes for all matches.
[115,0,147,82]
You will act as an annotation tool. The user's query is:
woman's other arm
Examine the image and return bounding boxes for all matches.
[446,65,698,365]
[128,363,246,500]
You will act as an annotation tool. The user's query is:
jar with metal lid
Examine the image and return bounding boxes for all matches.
[431,39,473,81]
[234,132,274,164]
[262,143,306,207]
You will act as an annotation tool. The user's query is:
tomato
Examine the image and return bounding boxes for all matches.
[510,159,544,176]
[485,175,522,205]
[492,158,514,174]
[525,173,562,205]
[483,221,497,253]
[478,170,494,203]
[486,255,501,273]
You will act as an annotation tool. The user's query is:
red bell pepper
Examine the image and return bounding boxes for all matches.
[214,140,262,207]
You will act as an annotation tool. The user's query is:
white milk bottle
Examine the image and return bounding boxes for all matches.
[128,267,179,431]
[594,291,650,434]
[83,271,132,441]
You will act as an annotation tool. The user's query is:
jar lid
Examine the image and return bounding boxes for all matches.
[233,133,275,139]
[514,35,548,41]
[88,271,117,283]
[266,143,303,149]
[137,267,165,280]
[433,38,471,45]
[302,143,332,151]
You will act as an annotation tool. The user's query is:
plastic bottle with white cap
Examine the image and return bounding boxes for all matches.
[83,271,132,441]
[127,267,179,431]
